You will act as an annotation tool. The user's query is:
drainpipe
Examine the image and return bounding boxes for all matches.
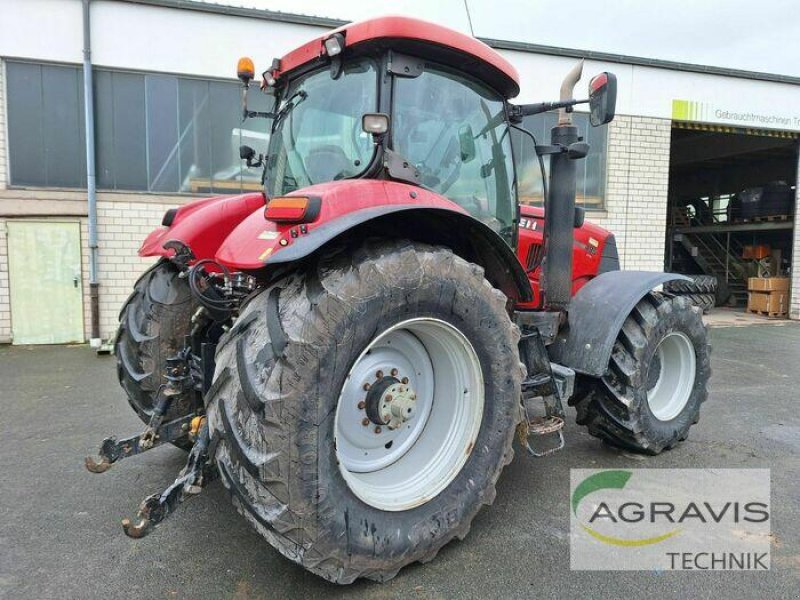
[82,0,101,348]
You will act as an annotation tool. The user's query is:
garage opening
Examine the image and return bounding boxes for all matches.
[666,123,798,316]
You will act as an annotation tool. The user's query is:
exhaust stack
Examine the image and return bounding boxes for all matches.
[543,61,583,311]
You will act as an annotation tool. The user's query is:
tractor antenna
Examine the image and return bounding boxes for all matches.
[463,0,475,36]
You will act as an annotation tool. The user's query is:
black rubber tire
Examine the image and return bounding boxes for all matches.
[115,259,199,442]
[206,240,522,584]
[664,275,717,295]
[570,293,711,455]
[681,292,715,314]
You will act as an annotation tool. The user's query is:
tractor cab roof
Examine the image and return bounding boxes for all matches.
[270,16,520,99]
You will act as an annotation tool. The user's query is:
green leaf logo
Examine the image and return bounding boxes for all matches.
[573,470,680,546]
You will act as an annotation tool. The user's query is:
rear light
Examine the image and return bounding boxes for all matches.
[264,196,322,223]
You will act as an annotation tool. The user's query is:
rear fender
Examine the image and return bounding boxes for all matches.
[215,179,533,304]
[547,271,691,376]
[139,193,266,260]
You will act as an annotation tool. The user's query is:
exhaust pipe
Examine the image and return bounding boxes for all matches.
[543,61,583,311]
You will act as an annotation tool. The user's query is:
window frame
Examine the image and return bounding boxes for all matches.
[4,59,273,196]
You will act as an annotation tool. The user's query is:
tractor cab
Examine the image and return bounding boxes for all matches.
[238,17,524,245]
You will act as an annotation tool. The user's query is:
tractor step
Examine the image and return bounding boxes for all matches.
[519,406,566,457]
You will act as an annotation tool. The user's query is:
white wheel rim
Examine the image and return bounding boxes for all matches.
[646,331,696,421]
[334,318,484,511]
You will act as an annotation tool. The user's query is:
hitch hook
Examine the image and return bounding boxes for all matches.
[121,420,213,538]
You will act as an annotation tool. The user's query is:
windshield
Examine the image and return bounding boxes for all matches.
[392,66,516,242]
[266,60,378,197]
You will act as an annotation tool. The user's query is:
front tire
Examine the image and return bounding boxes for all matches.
[571,293,710,454]
[206,240,522,583]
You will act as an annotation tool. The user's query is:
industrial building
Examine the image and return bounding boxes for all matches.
[0,0,798,344]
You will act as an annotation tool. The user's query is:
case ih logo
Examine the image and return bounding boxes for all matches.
[570,469,771,570]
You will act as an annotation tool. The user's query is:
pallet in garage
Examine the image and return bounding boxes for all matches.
[741,214,792,223]
[746,277,789,318]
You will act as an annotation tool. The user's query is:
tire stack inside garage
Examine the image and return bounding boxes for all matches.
[665,275,717,313]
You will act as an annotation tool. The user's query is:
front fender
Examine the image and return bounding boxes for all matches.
[547,271,691,376]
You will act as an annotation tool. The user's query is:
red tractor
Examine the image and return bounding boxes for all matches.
[87,17,710,584]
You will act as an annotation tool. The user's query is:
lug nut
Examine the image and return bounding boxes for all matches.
[376,370,384,379]
[361,418,370,426]
[363,383,370,391]
[358,401,366,409]
[374,426,382,434]
[390,368,398,377]
[386,394,393,402]
[402,377,409,384]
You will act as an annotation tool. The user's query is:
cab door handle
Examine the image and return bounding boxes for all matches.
[74,276,79,289]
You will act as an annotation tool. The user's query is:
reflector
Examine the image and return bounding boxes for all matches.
[264,197,322,223]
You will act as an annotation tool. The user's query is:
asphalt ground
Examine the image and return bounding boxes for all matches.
[1,321,799,599]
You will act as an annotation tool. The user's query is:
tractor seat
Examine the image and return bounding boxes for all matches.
[304,145,354,183]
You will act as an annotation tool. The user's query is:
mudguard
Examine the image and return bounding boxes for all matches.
[139,193,266,259]
[215,180,533,303]
[547,270,691,377]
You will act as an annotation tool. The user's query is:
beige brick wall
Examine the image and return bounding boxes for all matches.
[0,62,8,342]
[0,219,10,343]
[95,200,173,340]
[791,153,800,320]
[590,115,671,272]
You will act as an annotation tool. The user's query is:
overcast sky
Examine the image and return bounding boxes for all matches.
[210,0,800,77]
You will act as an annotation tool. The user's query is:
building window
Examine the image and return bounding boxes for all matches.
[6,62,87,188]
[511,112,608,209]
[5,61,272,194]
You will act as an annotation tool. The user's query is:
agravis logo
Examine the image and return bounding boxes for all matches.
[572,470,680,547]
[570,469,771,571]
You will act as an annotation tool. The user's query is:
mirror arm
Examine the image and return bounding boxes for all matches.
[243,110,276,121]
[509,98,589,122]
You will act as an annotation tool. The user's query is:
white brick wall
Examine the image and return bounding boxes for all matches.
[591,115,672,272]
[0,219,10,343]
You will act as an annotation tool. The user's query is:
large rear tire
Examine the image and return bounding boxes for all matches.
[206,240,522,584]
[115,260,199,441]
[570,293,710,454]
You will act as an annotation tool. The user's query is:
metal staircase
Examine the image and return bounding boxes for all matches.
[673,232,749,306]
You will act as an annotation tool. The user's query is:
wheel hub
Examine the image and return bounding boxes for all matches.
[377,381,417,429]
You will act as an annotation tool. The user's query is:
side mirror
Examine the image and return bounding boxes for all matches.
[588,72,617,126]
[458,124,476,163]
[240,145,255,161]
[239,144,263,168]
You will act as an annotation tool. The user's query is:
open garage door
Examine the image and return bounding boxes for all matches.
[666,123,798,310]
